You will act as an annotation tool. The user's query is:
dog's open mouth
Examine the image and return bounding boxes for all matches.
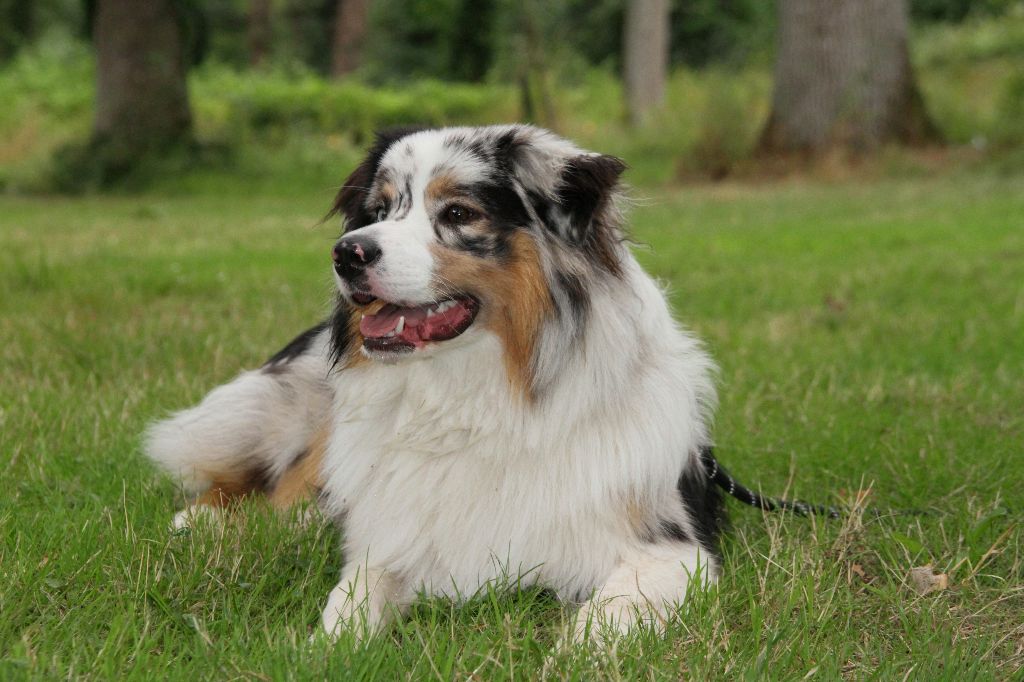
[359,296,480,353]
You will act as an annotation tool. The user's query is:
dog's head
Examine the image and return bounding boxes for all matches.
[328,125,626,394]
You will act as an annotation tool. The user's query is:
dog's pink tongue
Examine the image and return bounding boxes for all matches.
[359,304,428,338]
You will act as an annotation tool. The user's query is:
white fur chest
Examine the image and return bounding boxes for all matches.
[320,334,620,598]
[320,277,714,602]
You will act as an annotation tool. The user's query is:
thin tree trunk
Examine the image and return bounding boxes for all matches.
[758,0,939,155]
[623,0,669,127]
[248,0,272,68]
[93,0,192,155]
[331,0,370,77]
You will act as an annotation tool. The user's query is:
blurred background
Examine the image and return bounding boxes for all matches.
[1,0,1023,193]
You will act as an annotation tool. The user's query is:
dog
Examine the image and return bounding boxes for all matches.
[145,124,723,644]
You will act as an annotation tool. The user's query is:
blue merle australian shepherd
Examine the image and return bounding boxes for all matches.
[145,124,724,645]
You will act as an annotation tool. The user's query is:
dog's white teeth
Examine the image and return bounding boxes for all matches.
[395,316,405,334]
[433,300,455,314]
[385,330,396,338]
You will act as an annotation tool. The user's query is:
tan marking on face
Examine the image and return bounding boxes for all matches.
[425,173,459,205]
[268,423,328,509]
[430,231,552,398]
[376,181,398,208]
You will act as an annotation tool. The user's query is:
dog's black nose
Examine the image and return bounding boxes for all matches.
[332,235,381,279]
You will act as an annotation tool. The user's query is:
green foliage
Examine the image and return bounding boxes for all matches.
[2,13,1024,192]
[915,11,1024,66]
[911,0,1015,23]
[670,0,775,67]
[190,62,516,140]
[199,0,250,67]
[49,136,230,194]
[0,0,36,59]
[995,69,1024,145]
[278,0,336,73]
[0,37,93,191]
[561,0,622,69]
[0,47,518,192]
[674,69,769,179]
[363,0,498,82]
[914,14,1024,145]
[6,0,1023,82]
[528,0,775,73]
[0,0,82,60]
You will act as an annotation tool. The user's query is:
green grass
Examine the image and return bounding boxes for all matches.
[1,167,1023,679]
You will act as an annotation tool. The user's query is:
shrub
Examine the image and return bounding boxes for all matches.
[994,70,1024,145]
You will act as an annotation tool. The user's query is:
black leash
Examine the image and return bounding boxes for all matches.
[699,446,931,519]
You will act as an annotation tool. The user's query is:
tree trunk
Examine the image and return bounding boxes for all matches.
[93,0,192,155]
[758,0,939,156]
[331,0,370,77]
[623,0,669,127]
[248,0,272,68]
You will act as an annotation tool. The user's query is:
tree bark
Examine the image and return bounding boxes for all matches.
[623,0,669,127]
[93,0,192,155]
[331,0,370,77]
[248,0,272,68]
[758,0,939,155]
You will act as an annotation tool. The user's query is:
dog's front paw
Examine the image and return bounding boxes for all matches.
[320,569,399,642]
[170,504,222,531]
[321,584,371,642]
[562,594,653,652]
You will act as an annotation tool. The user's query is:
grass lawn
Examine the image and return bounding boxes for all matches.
[1,168,1022,679]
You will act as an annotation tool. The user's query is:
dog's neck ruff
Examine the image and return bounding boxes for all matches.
[319,257,718,597]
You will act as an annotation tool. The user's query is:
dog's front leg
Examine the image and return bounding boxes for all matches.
[320,563,405,641]
[569,541,717,647]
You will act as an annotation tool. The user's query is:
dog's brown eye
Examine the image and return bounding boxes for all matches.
[442,205,477,225]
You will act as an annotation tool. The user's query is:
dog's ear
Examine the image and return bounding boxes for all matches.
[527,151,626,274]
[328,155,377,231]
[555,154,626,242]
[327,126,427,230]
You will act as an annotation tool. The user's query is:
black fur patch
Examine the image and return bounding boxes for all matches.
[659,520,691,543]
[262,321,329,373]
[328,298,358,367]
[446,232,508,260]
[443,134,492,166]
[555,154,627,275]
[525,188,553,226]
[327,126,428,231]
[555,270,589,328]
[475,181,531,231]
[673,453,727,556]
[492,128,522,176]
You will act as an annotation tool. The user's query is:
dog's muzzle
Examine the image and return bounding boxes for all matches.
[333,235,380,304]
